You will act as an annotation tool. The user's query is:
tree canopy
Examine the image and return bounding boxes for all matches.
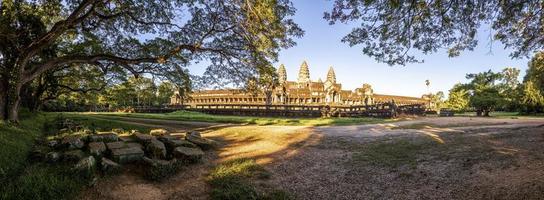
[520,52,544,113]
[0,0,303,121]
[325,1,544,65]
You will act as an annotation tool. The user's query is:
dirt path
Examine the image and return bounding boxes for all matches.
[80,116,544,200]
[268,117,544,200]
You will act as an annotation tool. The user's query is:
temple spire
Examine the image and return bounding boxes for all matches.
[326,66,336,84]
[298,60,310,83]
[277,64,287,84]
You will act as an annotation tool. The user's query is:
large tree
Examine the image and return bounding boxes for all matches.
[521,52,544,113]
[445,83,470,112]
[0,0,302,122]
[463,70,505,116]
[325,1,544,65]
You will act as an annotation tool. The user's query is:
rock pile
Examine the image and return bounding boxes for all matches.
[34,125,216,181]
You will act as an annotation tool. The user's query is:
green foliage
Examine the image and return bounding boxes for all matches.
[427,91,445,111]
[520,52,544,113]
[157,81,175,106]
[446,68,521,116]
[325,1,544,65]
[0,0,303,121]
[498,67,522,111]
[445,84,470,112]
[470,87,504,115]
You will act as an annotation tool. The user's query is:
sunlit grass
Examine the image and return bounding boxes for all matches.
[72,110,394,126]
[351,140,432,168]
[208,158,292,200]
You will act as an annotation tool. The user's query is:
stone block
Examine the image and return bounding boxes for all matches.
[88,132,119,142]
[88,142,106,156]
[111,128,124,134]
[119,135,136,142]
[166,139,197,150]
[134,133,154,143]
[150,128,169,136]
[101,157,121,175]
[111,147,144,164]
[186,135,215,150]
[173,146,204,162]
[61,135,84,149]
[64,149,85,162]
[147,139,167,159]
[46,152,61,163]
[47,140,59,148]
[188,131,201,138]
[106,141,126,150]
[157,135,178,143]
[126,142,143,149]
[74,156,96,179]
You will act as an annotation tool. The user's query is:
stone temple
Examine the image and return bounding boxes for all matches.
[171,61,428,107]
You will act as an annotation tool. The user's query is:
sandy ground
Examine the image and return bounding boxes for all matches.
[79,117,544,200]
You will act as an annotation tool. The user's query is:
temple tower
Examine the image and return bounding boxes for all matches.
[326,66,336,84]
[277,64,287,84]
[297,61,310,84]
[324,66,338,103]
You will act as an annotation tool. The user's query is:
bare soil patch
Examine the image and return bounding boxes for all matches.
[267,118,544,200]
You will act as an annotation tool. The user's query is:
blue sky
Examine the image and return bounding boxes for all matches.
[189,0,530,98]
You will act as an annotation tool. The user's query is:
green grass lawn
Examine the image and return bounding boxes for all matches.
[0,112,87,200]
[59,112,153,133]
[0,112,149,200]
[70,110,395,126]
[452,111,544,118]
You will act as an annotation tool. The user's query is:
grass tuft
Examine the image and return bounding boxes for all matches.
[208,158,289,200]
[352,139,434,168]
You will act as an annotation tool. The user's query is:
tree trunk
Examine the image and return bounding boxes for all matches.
[483,109,490,117]
[265,91,273,105]
[0,90,6,120]
[476,109,482,116]
[0,75,7,120]
[7,82,23,122]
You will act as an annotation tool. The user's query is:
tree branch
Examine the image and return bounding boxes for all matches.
[23,54,157,83]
